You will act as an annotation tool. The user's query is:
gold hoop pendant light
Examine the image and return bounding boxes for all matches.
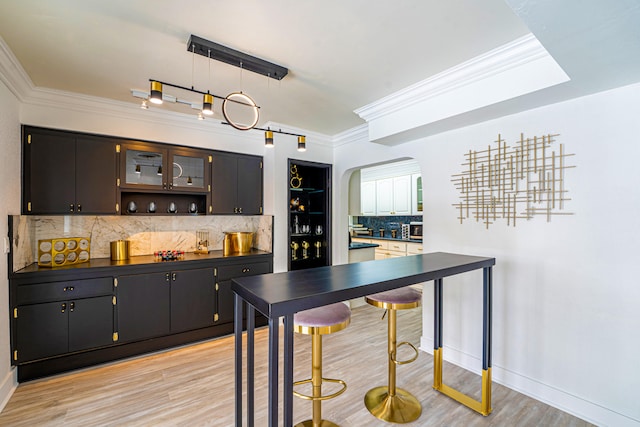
[222,92,259,130]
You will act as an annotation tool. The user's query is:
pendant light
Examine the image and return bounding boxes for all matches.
[149,81,163,104]
[297,136,306,152]
[201,49,214,116]
[265,130,274,147]
[202,93,214,115]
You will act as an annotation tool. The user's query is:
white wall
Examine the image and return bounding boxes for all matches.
[334,82,640,426]
[0,79,21,409]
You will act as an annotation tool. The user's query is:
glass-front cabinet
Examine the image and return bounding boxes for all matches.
[122,144,167,190]
[288,159,332,271]
[119,142,211,215]
[412,173,423,215]
[120,142,211,193]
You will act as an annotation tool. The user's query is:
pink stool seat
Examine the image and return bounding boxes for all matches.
[366,287,421,310]
[294,303,351,335]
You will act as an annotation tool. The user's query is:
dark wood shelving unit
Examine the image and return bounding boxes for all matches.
[288,159,331,271]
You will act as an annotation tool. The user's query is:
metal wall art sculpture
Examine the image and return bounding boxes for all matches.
[452,133,574,228]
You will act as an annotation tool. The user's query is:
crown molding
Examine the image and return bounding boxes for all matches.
[354,33,551,122]
[331,124,369,147]
[0,36,34,101]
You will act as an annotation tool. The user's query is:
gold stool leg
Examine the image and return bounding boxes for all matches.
[364,309,422,423]
[295,332,340,427]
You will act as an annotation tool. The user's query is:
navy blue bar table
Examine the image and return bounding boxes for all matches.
[232,252,495,426]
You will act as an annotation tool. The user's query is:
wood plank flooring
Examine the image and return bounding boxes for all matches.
[0,305,593,426]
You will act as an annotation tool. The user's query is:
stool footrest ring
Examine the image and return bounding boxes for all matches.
[293,378,347,401]
[391,341,419,365]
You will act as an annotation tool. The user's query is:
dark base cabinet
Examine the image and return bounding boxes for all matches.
[170,268,215,334]
[116,272,171,343]
[10,252,272,382]
[14,278,115,363]
[216,260,271,324]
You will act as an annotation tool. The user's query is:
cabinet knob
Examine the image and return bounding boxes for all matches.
[238,207,243,214]
[69,302,75,312]
[77,204,82,212]
[63,286,74,292]
[165,273,170,282]
[69,204,74,212]
[61,303,66,313]
[172,273,177,281]
[242,268,250,273]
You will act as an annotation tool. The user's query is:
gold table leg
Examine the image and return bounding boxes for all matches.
[432,269,493,416]
[432,345,492,416]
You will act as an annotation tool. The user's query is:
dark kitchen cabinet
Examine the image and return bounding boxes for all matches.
[13,277,115,363]
[116,272,171,342]
[288,159,332,271]
[10,252,272,381]
[120,142,211,194]
[117,268,216,341]
[211,151,263,215]
[119,141,211,215]
[170,268,216,333]
[22,126,119,214]
[216,260,271,324]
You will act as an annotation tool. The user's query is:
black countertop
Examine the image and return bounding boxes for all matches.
[12,248,272,279]
[232,252,494,318]
[351,235,423,244]
[348,242,379,250]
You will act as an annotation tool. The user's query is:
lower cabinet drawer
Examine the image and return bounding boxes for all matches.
[218,261,271,281]
[16,277,113,305]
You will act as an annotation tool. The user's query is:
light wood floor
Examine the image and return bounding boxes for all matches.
[0,305,593,426]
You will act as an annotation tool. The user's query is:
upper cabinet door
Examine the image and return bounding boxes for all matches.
[211,152,239,214]
[75,136,118,214]
[169,148,211,193]
[120,142,168,191]
[23,127,118,215]
[392,175,411,215]
[24,129,76,214]
[373,176,411,216]
[360,181,376,216]
[376,178,394,215]
[211,152,263,215]
[236,155,263,215]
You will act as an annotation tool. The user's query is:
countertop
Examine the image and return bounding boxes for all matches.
[348,242,379,250]
[351,235,423,244]
[12,248,272,277]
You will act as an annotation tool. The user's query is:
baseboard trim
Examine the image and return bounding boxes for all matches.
[0,367,17,413]
[419,336,639,427]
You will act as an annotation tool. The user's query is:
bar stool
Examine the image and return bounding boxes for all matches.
[364,287,422,423]
[293,302,351,427]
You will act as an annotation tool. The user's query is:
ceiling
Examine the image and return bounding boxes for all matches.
[0,0,638,140]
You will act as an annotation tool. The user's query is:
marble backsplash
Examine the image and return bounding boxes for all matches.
[11,215,273,272]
